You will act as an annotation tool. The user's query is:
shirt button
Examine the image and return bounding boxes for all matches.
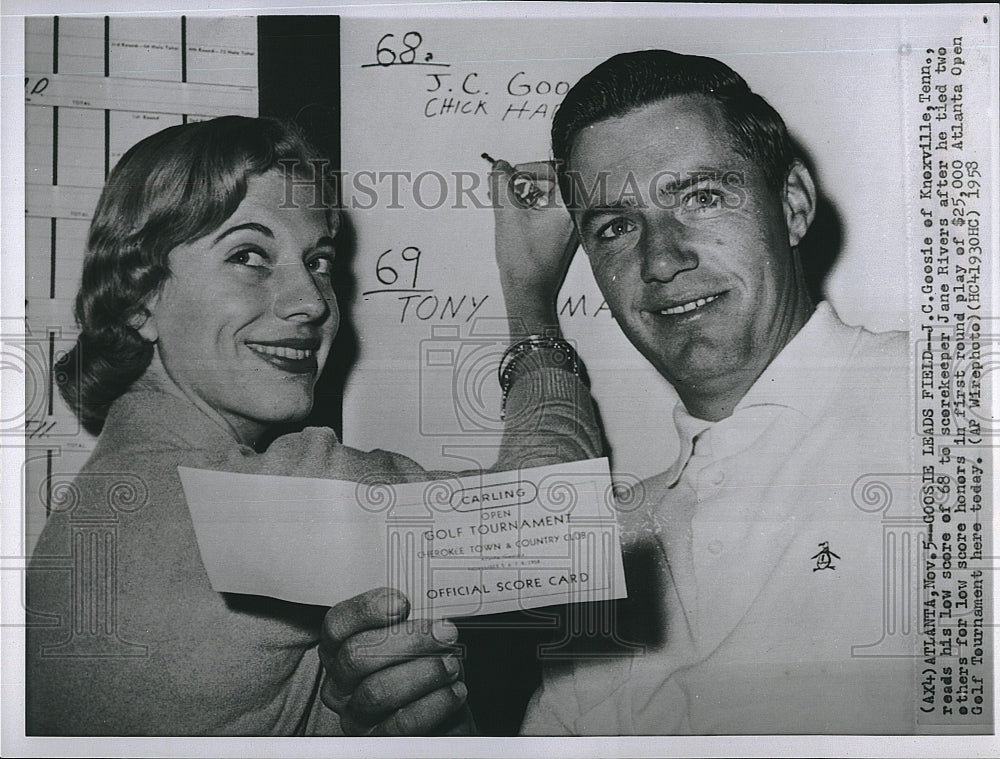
[708,539,724,555]
[709,469,725,486]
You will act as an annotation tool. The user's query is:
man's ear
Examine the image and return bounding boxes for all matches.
[129,292,160,342]
[783,160,816,248]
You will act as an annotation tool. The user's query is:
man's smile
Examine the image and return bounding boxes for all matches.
[658,293,721,315]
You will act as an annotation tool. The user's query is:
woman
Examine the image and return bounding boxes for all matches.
[25,116,600,736]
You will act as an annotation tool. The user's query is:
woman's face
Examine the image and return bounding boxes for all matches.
[137,170,339,443]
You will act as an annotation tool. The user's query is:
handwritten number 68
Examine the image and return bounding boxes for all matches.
[376,32,423,67]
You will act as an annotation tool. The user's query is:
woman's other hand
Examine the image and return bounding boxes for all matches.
[319,587,474,735]
[489,160,579,336]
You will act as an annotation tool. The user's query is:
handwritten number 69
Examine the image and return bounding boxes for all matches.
[377,247,422,288]
[376,32,423,67]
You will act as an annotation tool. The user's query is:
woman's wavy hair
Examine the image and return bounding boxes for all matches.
[57,116,334,435]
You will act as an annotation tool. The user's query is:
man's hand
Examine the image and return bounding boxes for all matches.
[490,160,579,336]
[319,588,473,735]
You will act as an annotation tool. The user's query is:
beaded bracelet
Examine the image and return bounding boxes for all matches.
[498,334,587,418]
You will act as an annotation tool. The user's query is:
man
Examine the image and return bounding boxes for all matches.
[503,50,918,734]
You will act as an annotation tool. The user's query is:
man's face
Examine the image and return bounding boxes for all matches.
[568,95,812,400]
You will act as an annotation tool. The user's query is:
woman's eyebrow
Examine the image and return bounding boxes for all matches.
[212,222,274,244]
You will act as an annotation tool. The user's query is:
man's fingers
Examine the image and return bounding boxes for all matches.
[321,616,459,712]
[511,161,561,210]
[512,160,557,181]
[488,158,562,209]
[345,652,463,726]
[321,587,408,650]
[488,159,520,207]
[367,681,469,737]
[319,587,409,706]
[332,618,459,687]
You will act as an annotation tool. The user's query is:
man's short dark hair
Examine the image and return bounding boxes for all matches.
[552,49,797,194]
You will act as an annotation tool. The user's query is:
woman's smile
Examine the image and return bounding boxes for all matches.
[245,337,322,373]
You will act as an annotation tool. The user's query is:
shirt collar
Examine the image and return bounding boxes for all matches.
[661,403,713,486]
[662,302,859,485]
[734,301,860,419]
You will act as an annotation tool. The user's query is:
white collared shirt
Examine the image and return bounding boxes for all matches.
[522,303,922,734]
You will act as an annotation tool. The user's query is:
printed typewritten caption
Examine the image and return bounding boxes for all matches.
[915,35,992,729]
